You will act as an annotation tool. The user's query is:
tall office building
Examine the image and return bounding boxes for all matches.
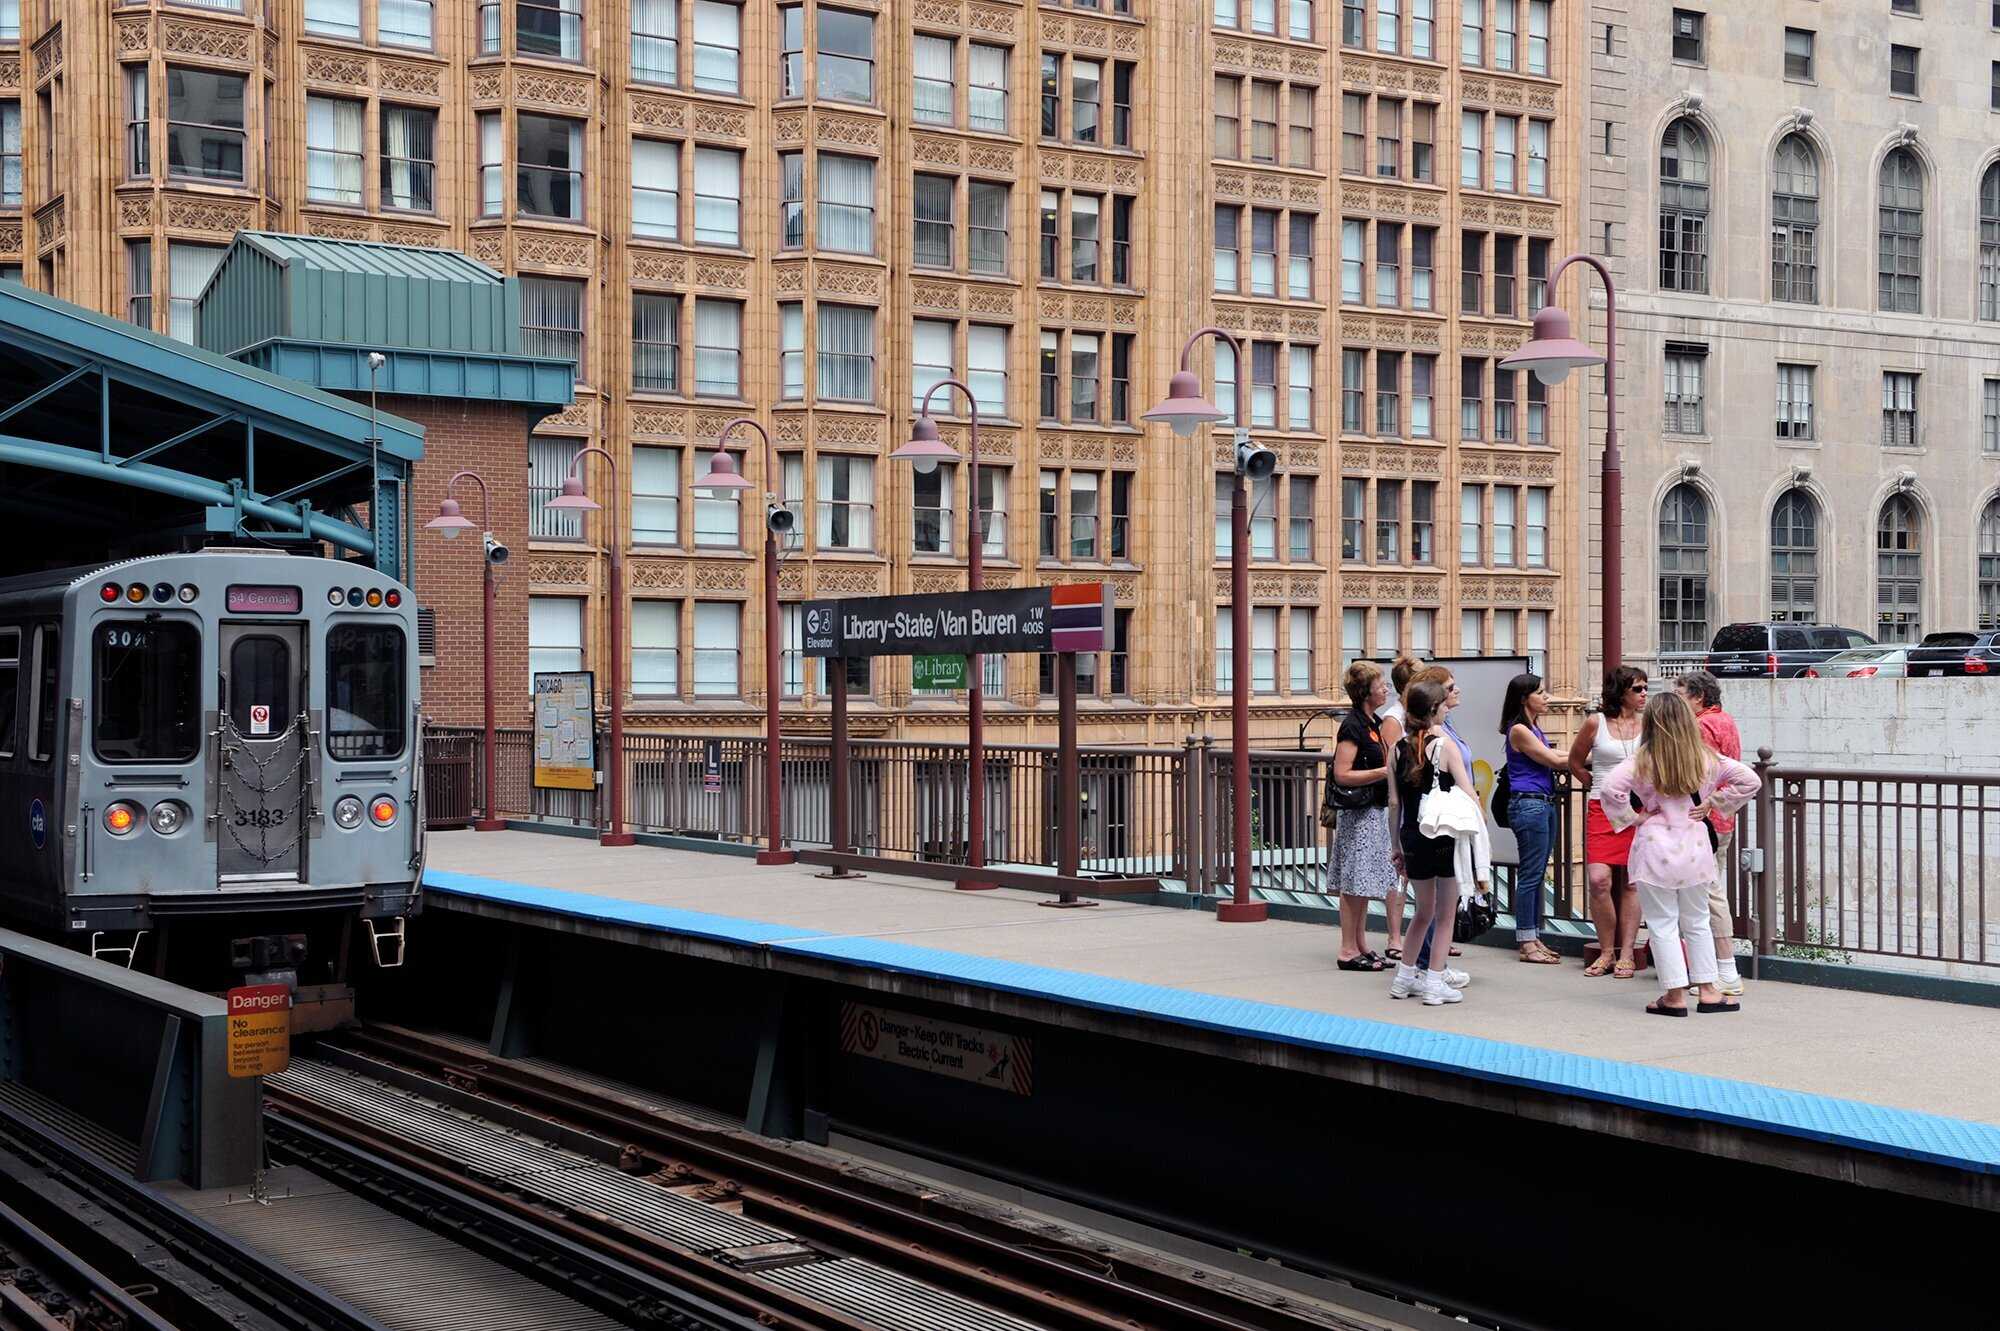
[1584,2,2000,672]
[8,0,1582,740]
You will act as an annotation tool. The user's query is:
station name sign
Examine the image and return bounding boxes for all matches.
[803,584,1109,659]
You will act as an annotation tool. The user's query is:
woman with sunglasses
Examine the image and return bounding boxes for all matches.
[1567,666,1649,978]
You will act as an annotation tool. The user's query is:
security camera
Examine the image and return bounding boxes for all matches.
[367,351,387,371]
[484,534,510,565]
[1235,440,1280,481]
[766,504,797,536]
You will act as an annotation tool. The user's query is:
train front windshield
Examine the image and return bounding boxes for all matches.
[93,622,202,763]
[326,624,407,760]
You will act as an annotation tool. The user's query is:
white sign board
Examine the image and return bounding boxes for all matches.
[1374,655,1531,865]
[838,1001,1032,1096]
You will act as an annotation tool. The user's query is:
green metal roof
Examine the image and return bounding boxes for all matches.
[195,231,575,410]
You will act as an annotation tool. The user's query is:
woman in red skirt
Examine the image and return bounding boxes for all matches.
[1567,666,1647,977]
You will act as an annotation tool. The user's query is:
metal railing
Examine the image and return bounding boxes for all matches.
[422,727,2000,976]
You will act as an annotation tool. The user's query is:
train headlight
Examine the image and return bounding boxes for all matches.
[103,802,142,836]
[328,588,345,607]
[149,801,189,835]
[332,796,364,829]
[368,796,399,827]
[177,584,198,604]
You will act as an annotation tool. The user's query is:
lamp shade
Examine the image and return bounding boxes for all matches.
[425,497,475,539]
[694,450,755,493]
[1143,370,1229,437]
[889,414,961,475]
[1498,306,1605,386]
[543,474,601,511]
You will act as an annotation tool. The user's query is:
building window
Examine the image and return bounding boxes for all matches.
[1524,486,1549,568]
[519,0,583,60]
[1374,349,1401,434]
[692,603,741,696]
[1462,0,1484,64]
[166,242,223,344]
[913,462,956,554]
[1978,498,2000,629]
[1984,167,2000,321]
[914,174,953,268]
[633,445,682,545]
[1663,343,1705,435]
[692,449,741,545]
[778,303,805,399]
[1658,483,1710,655]
[1377,0,1401,53]
[126,241,152,329]
[1461,230,1483,313]
[1339,476,1364,561]
[375,106,435,212]
[1672,8,1702,62]
[914,33,954,124]
[520,276,584,374]
[1338,217,1360,301]
[1769,488,1818,623]
[1986,379,2000,455]
[1216,607,1279,694]
[529,437,583,540]
[817,8,876,103]
[305,0,360,39]
[818,152,875,253]
[632,601,680,695]
[1289,345,1314,429]
[1771,134,1819,304]
[1341,347,1364,433]
[1879,148,1924,313]
[1659,117,1709,293]
[816,303,874,402]
[1890,44,1918,97]
[0,0,16,41]
[121,73,147,182]
[631,139,680,239]
[1459,483,1482,565]
[693,0,742,94]
[528,597,585,682]
[1526,119,1549,196]
[971,44,1008,131]
[693,146,741,245]
[633,0,678,84]
[1412,354,1435,438]
[0,101,19,203]
[1775,363,1813,440]
[1881,370,1918,448]
[1784,27,1813,81]
[1460,355,1483,438]
[304,97,363,205]
[970,323,1008,416]
[478,113,503,216]
[694,299,742,396]
[1290,608,1316,692]
[517,114,583,220]
[817,455,875,549]
[1412,0,1434,57]
[166,68,246,184]
[1876,494,1922,643]
[1460,110,1482,188]
[632,292,681,393]
[1374,479,1402,563]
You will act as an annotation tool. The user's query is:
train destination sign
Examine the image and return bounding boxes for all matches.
[802,584,1109,659]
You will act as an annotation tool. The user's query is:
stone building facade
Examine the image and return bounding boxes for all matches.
[1582,1,2000,676]
[9,0,1585,743]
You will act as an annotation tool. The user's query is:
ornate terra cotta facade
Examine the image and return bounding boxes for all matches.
[13,0,1584,743]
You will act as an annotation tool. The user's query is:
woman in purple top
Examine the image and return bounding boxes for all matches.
[1499,673,1568,964]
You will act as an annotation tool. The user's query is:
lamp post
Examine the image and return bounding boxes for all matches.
[1498,256,1620,671]
[544,446,635,847]
[889,378,994,891]
[695,422,797,866]
[1145,326,1268,924]
[424,471,506,832]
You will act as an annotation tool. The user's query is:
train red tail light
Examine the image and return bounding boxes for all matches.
[99,582,121,603]
[384,589,402,608]
[368,797,398,827]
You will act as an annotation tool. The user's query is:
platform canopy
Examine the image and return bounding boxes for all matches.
[0,279,426,575]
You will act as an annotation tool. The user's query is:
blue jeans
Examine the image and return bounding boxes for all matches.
[1508,795,1556,941]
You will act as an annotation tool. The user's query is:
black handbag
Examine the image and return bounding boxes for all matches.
[1492,760,1513,829]
[1454,890,1497,943]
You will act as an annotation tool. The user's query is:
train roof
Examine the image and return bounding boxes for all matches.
[0,547,323,607]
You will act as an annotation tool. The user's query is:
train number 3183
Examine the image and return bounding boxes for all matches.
[233,808,288,828]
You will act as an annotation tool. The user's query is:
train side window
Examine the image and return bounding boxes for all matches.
[326,625,406,760]
[93,622,201,763]
[0,628,19,758]
[29,626,58,763]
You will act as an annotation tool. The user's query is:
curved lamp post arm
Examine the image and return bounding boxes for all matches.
[1177,324,1245,371]
[916,377,983,550]
[717,417,779,500]
[442,470,491,531]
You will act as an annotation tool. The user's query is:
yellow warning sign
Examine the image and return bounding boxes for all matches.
[226,984,292,1078]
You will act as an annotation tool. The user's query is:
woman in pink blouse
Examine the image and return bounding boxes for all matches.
[1597,693,1762,1017]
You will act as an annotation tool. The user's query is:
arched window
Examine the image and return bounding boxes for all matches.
[1772,134,1819,303]
[1658,483,1710,655]
[1979,497,2000,630]
[1878,148,1924,314]
[1659,119,1710,293]
[1980,165,2000,320]
[1770,488,1819,623]
[1876,494,1923,642]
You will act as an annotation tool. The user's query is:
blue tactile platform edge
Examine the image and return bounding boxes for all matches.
[424,869,2000,1175]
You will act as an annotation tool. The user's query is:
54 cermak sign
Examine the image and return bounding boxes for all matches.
[801,584,1110,660]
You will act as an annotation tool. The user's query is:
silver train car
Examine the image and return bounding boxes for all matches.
[0,547,422,992]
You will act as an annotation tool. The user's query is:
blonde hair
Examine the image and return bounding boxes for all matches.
[1343,660,1382,709]
[1409,664,1454,693]
[1389,655,1423,693]
[1636,692,1712,798]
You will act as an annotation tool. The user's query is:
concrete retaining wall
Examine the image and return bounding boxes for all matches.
[1710,678,1999,772]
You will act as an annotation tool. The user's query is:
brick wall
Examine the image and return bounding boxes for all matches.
[390,397,539,730]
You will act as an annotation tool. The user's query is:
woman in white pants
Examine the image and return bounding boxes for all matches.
[1596,693,1761,1017]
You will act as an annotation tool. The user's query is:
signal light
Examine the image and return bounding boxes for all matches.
[384,589,402,608]
[153,582,174,602]
[347,588,364,607]
[368,796,398,827]
[333,796,364,829]
[365,589,383,608]
[149,801,188,835]
[99,583,120,603]
[177,584,198,603]
[126,583,148,603]
[103,802,141,835]
[328,587,344,606]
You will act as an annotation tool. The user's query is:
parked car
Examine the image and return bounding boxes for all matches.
[1902,630,2000,678]
[1820,645,1912,679]
[1704,623,1877,678]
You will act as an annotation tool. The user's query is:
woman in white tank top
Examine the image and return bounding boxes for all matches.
[1567,667,1649,978]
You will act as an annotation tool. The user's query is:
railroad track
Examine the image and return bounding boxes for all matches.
[277,1024,1396,1331]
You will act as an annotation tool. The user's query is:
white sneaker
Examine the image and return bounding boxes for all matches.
[1442,966,1470,989]
[1420,973,1464,1006]
[1388,965,1421,999]
[1717,975,1745,996]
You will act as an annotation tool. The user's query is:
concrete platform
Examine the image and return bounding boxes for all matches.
[421,830,2000,1186]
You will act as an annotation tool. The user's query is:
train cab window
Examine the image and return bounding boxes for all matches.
[0,628,18,757]
[326,624,406,760]
[30,626,59,763]
[93,622,201,763]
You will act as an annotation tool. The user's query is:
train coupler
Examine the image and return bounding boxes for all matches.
[364,916,408,969]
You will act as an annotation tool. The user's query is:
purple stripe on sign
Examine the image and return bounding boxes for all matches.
[1051,628,1104,651]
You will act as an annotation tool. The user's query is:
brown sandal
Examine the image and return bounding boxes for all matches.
[1583,952,1615,977]
[1519,942,1561,964]
[1613,957,1637,979]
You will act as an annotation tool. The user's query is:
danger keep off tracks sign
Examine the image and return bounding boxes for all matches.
[226,983,292,1078]
[838,1001,1032,1096]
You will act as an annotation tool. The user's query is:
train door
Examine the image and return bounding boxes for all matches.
[216,622,308,883]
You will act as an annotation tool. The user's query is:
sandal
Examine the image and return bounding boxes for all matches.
[1518,942,1562,964]
[1696,998,1741,1014]
[1613,958,1636,980]
[1646,999,1689,1018]
[1384,947,1403,962]
[1583,952,1615,977]
[1337,953,1387,972]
